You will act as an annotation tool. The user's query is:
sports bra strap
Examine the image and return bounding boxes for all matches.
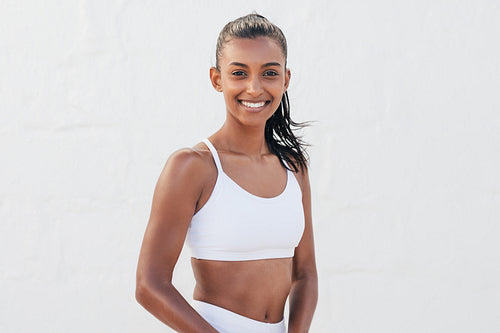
[203,138,223,172]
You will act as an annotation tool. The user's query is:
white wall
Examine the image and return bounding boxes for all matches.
[1,1,499,332]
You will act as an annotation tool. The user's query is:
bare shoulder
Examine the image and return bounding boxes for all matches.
[163,144,212,172]
[288,159,310,194]
[156,142,216,191]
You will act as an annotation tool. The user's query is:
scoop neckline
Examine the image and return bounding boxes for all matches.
[204,139,289,201]
[220,168,289,201]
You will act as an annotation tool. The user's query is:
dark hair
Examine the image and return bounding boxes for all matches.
[216,13,309,172]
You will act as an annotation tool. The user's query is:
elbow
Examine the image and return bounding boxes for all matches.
[135,272,159,309]
[292,270,319,301]
[135,276,150,308]
[300,272,318,293]
[293,266,318,284]
[135,273,174,309]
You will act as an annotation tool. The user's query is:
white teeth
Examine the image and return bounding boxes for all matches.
[241,101,266,108]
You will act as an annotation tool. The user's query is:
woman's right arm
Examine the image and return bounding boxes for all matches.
[135,148,218,333]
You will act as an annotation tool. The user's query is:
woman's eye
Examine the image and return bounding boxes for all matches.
[232,71,246,76]
[264,71,279,77]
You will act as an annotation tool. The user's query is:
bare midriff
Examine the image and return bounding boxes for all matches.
[191,257,293,323]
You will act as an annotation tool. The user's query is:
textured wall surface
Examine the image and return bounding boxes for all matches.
[1,1,499,332]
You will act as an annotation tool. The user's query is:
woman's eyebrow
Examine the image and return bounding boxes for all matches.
[229,62,248,68]
[262,62,281,67]
[228,62,282,68]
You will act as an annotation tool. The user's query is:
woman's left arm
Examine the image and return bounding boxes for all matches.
[288,166,318,333]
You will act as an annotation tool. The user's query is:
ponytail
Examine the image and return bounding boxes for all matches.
[265,91,309,172]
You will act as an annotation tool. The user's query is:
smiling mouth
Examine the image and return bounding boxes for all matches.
[239,100,269,109]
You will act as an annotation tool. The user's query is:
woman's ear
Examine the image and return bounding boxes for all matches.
[284,68,291,92]
[210,67,223,92]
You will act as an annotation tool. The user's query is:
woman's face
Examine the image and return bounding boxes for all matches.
[210,36,290,128]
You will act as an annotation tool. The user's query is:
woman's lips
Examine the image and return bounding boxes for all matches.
[241,100,266,108]
[239,100,270,112]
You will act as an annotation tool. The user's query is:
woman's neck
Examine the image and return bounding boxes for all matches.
[212,121,270,158]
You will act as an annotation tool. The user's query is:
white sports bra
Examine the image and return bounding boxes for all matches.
[186,139,305,261]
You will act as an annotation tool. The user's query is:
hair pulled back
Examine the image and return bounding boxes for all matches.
[215,13,309,172]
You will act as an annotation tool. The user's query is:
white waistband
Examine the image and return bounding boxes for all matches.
[192,300,286,333]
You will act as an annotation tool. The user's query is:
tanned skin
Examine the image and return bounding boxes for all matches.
[136,37,318,332]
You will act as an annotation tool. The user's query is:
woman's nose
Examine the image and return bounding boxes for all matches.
[246,75,263,95]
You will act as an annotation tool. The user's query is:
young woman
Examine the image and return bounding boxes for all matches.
[135,13,318,333]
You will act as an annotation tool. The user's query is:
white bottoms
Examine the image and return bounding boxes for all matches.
[192,300,286,333]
